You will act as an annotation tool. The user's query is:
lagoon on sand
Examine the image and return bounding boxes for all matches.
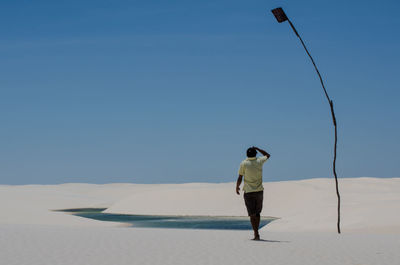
[55,208,274,230]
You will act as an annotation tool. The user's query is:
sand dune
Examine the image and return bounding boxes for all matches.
[1,178,400,232]
[104,178,400,233]
[1,178,400,265]
[2,223,399,265]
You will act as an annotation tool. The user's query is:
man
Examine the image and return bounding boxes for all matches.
[236,146,271,240]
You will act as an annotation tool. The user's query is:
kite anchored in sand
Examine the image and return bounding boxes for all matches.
[271,7,342,234]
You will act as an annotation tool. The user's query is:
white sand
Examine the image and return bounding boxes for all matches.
[104,178,400,233]
[1,178,400,264]
[2,223,399,265]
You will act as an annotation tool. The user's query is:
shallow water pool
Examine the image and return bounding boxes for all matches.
[55,208,275,230]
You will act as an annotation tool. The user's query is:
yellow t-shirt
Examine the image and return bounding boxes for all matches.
[238,156,269,193]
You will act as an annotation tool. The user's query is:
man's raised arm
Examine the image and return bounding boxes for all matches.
[253,146,271,159]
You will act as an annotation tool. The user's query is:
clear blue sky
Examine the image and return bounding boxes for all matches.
[1,0,399,184]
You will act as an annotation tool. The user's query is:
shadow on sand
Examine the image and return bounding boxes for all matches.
[251,239,290,243]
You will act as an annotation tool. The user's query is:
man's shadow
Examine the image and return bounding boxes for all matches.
[252,239,290,243]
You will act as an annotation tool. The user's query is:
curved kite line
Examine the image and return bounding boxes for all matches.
[271,7,341,234]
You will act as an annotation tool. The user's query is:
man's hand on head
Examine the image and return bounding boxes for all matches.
[253,146,270,158]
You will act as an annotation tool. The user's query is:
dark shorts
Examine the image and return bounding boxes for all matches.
[244,190,263,217]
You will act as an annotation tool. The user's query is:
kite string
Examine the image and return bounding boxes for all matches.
[288,19,341,234]
[288,20,331,103]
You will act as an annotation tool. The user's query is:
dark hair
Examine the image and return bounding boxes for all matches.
[246,147,257,158]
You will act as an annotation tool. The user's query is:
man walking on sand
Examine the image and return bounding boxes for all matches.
[236,146,271,240]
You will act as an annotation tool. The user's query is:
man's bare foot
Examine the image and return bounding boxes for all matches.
[253,234,260,241]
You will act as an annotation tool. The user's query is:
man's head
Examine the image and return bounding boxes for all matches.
[246,147,257,158]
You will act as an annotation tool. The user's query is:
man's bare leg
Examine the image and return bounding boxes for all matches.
[250,215,260,240]
[256,215,260,232]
